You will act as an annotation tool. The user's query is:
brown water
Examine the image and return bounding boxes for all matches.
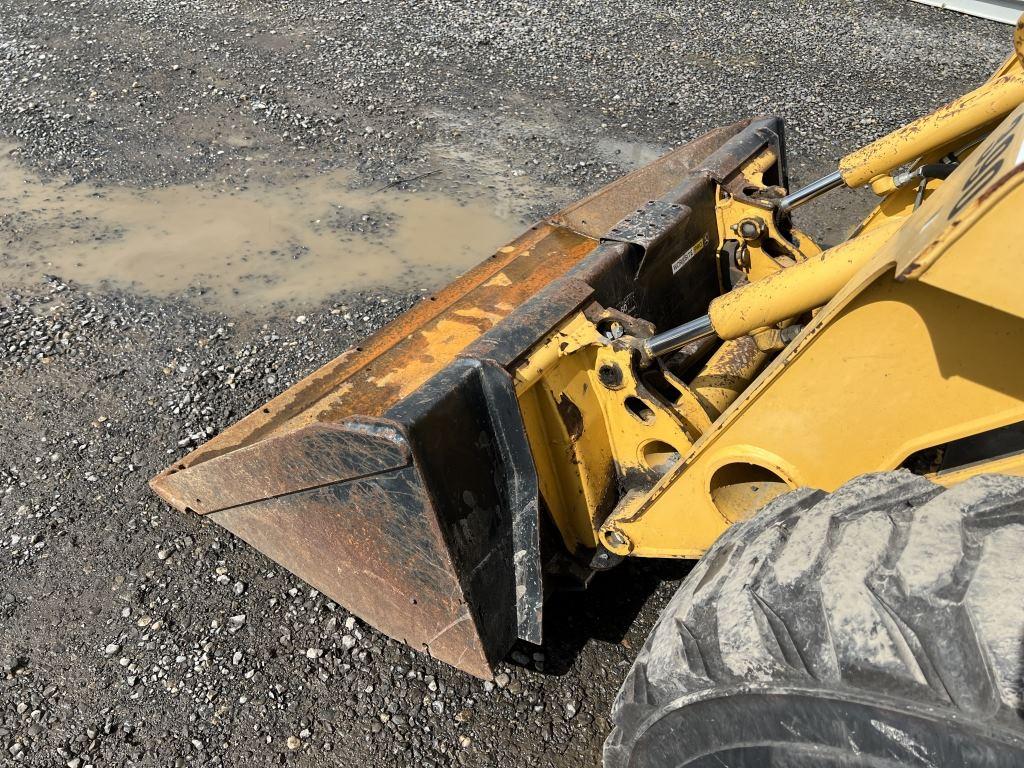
[0,145,525,312]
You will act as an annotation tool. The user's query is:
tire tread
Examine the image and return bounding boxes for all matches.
[605,471,1024,768]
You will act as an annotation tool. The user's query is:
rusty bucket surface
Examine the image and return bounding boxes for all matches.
[150,118,784,677]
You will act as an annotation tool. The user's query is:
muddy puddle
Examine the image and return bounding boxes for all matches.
[0,146,526,312]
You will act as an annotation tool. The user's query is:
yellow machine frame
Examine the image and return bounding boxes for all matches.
[515,41,1024,560]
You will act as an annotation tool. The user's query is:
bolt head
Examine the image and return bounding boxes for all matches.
[737,217,766,241]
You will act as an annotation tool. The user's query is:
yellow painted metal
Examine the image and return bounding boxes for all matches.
[513,313,696,553]
[737,145,779,183]
[515,315,782,556]
[839,71,1024,189]
[706,218,901,341]
[714,188,820,282]
[1017,14,1024,66]
[852,46,1024,224]
[854,175,940,235]
[899,109,1024,321]
[602,277,1024,557]
[599,102,1024,558]
[513,38,1024,561]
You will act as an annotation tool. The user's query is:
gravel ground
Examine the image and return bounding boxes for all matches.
[0,0,1008,200]
[1,279,690,767]
[0,0,1012,766]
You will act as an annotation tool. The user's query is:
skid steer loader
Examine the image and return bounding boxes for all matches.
[152,17,1024,766]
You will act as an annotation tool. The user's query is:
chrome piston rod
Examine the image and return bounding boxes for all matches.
[777,170,846,215]
[642,314,717,359]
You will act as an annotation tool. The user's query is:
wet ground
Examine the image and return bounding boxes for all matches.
[0,144,526,310]
[0,0,1012,766]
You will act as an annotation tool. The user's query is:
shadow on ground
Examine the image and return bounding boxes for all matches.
[530,558,695,676]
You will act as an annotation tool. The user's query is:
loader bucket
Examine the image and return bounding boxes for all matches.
[150,116,789,677]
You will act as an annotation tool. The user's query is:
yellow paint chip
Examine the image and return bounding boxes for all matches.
[484,272,513,288]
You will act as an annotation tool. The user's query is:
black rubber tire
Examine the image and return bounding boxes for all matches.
[604,471,1024,768]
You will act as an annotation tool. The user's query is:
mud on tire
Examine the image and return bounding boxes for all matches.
[605,471,1024,768]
